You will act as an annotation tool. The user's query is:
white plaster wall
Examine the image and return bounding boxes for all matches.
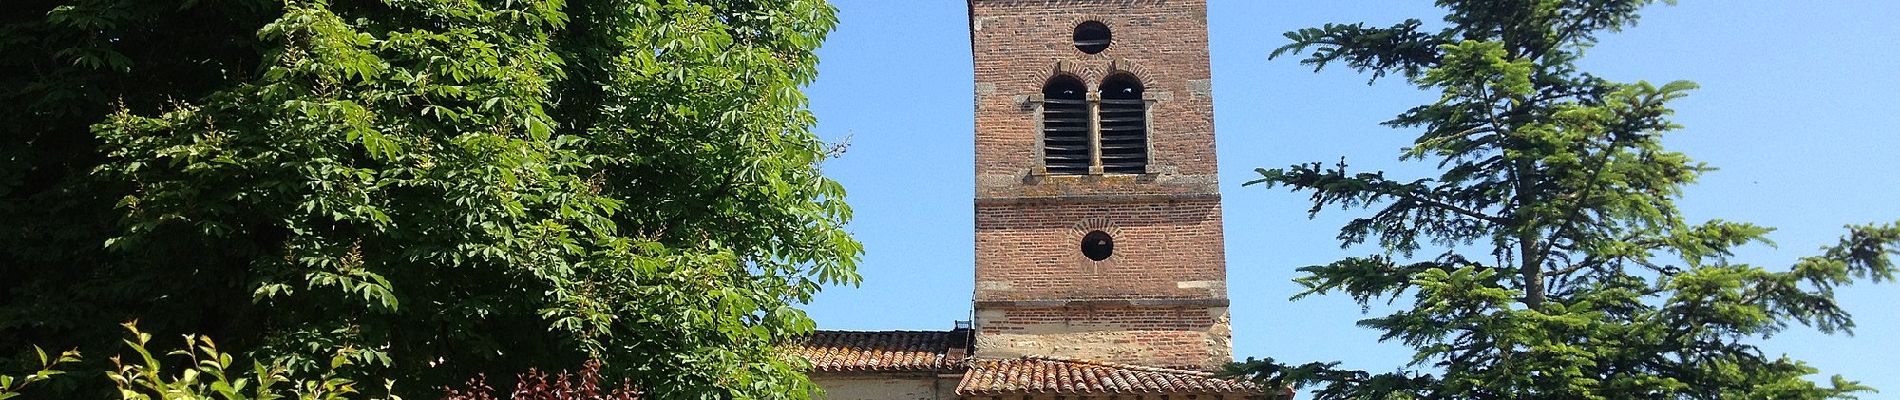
[812,374,944,400]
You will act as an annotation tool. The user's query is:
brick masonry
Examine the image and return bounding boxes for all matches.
[975,199,1226,301]
[968,0,1231,370]
[971,0,1218,199]
[973,306,1233,370]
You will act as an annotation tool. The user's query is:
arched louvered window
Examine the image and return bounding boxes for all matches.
[1041,76,1091,175]
[1097,74,1147,174]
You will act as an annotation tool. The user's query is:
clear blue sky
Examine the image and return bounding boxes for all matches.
[802,0,1900,393]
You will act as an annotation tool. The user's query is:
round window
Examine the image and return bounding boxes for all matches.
[1080,230,1114,261]
[1073,21,1111,54]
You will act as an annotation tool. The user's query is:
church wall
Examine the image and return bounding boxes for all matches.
[974,305,1231,370]
[812,373,950,400]
[967,395,1252,400]
[967,0,1232,372]
[974,198,1227,301]
[970,0,1219,199]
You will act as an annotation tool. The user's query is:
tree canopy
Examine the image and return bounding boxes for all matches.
[1,0,858,398]
[1231,1,1900,399]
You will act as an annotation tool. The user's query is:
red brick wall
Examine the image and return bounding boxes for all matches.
[967,0,1232,370]
[970,0,1218,199]
[983,307,1222,331]
[974,198,1225,301]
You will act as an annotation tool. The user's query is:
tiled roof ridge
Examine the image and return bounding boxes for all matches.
[808,329,953,334]
[788,329,966,373]
[955,354,1267,396]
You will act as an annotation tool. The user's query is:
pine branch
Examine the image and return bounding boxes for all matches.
[1251,163,1504,225]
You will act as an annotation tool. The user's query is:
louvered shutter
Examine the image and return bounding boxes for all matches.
[1041,78,1090,175]
[1099,76,1147,174]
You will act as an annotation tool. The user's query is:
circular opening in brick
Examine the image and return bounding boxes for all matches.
[1073,21,1111,54]
[1081,230,1114,261]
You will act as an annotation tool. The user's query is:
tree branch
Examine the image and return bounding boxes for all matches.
[1393,190,1505,225]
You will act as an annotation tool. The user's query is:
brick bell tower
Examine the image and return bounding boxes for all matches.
[968,0,1230,369]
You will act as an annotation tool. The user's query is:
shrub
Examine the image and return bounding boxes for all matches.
[2,322,395,400]
[0,346,79,399]
[441,361,639,400]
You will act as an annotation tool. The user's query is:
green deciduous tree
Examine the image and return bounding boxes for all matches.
[1,0,857,398]
[2,323,389,400]
[1229,1,1899,399]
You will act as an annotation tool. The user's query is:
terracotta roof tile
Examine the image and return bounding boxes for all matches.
[789,331,1278,397]
[789,330,965,372]
[955,356,1268,396]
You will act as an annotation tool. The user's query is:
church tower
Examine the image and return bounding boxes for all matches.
[788,3,1266,397]
[969,0,1230,369]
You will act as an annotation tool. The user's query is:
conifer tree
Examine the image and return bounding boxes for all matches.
[1233,1,1899,398]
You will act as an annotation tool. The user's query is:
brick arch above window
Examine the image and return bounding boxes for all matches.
[1103,58,1158,87]
[1066,217,1124,273]
[1061,15,1117,56]
[1033,59,1158,89]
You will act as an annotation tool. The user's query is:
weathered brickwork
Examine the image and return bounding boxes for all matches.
[974,198,1226,301]
[802,1,1263,397]
[974,306,1232,369]
[968,0,1232,371]
[970,0,1218,199]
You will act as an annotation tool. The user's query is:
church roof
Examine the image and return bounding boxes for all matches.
[790,330,966,372]
[789,330,1273,397]
[956,356,1268,397]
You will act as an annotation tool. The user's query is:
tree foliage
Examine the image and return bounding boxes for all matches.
[2,323,388,400]
[441,360,639,400]
[1,0,857,398]
[1231,1,1899,399]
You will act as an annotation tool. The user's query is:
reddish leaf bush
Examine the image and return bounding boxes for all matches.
[442,360,640,400]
